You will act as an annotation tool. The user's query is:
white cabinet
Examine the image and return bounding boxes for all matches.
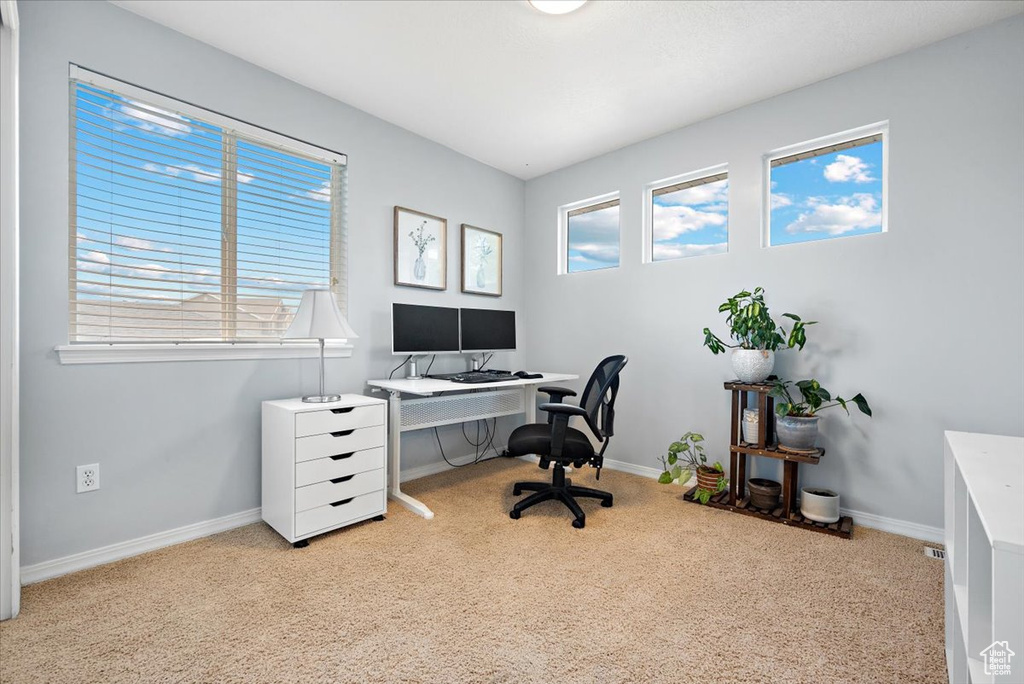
[263,395,387,546]
[944,431,1023,684]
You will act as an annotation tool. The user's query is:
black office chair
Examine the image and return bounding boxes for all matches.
[506,355,627,529]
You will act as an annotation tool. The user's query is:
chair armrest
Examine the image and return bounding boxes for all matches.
[538,402,588,418]
[539,402,602,447]
[537,386,577,401]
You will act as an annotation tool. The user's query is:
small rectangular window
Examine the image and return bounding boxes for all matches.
[563,196,620,273]
[649,168,728,261]
[767,124,886,247]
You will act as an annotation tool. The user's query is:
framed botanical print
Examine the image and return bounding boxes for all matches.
[394,206,446,290]
[461,224,502,297]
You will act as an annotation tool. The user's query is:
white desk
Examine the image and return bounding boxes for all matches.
[367,372,578,519]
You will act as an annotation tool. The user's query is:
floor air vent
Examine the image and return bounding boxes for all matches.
[924,547,946,560]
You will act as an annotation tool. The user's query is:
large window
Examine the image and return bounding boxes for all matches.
[767,124,886,247]
[648,167,728,261]
[69,68,346,344]
[563,196,620,273]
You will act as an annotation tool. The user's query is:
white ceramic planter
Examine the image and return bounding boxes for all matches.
[776,414,820,451]
[731,349,775,383]
[800,488,840,524]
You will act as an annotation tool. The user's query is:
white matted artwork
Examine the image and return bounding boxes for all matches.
[461,224,502,297]
[394,206,446,290]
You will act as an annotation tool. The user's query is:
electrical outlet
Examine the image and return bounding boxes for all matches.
[76,464,100,493]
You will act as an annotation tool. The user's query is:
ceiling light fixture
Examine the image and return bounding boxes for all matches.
[528,0,588,15]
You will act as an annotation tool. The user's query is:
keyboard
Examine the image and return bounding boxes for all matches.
[448,372,517,384]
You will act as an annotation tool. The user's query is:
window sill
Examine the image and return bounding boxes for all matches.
[55,342,354,365]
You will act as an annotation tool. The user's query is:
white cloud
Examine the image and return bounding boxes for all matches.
[771,193,793,210]
[120,100,192,137]
[653,242,728,260]
[78,251,111,274]
[570,242,620,263]
[652,204,726,240]
[306,181,331,202]
[116,236,155,251]
[784,194,881,236]
[823,154,875,183]
[141,162,253,184]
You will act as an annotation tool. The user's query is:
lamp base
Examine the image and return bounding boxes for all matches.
[301,394,342,403]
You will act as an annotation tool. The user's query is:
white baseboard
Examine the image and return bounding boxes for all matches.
[838,507,943,544]
[598,457,944,543]
[21,507,262,585]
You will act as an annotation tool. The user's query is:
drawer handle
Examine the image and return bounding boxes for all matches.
[330,475,355,484]
[329,497,354,507]
[329,452,355,461]
[330,429,355,437]
[330,406,355,415]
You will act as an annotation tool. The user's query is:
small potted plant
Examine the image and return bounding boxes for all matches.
[702,287,813,383]
[656,431,727,504]
[769,379,872,451]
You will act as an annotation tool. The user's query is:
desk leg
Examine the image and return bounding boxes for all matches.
[386,390,435,520]
[524,385,537,424]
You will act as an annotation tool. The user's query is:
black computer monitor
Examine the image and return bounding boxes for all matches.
[391,303,461,354]
[460,308,516,352]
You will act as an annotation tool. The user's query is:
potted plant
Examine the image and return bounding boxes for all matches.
[769,379,872,451]
[656,431,727,504]
[702,287,814,383]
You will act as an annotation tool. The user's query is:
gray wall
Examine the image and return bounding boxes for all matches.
[522,16,1024,530]
[19,1,525,566]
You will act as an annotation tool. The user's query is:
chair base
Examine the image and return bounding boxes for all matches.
[510,465,612,529]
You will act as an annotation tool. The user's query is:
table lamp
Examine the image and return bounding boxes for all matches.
[283,289,358,403]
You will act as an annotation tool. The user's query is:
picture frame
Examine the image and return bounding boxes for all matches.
[394,206,447,290]
[461,224,502,297]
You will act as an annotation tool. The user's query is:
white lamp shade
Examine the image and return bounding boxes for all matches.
[282,290,358,341]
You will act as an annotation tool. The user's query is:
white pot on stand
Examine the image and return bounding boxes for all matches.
[800,488,840,524]
[731,349,775,384]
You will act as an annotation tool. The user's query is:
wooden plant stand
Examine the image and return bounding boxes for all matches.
[683,380,853,539]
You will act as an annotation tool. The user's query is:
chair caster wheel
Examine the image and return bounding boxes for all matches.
[509,510,521,520]
[572,519,585,529]
[513,486,522,496]
[292,539,309,548]
[372,515,385,521]
[601,499,613,508]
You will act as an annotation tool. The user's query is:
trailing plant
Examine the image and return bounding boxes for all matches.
[769,379,872,418]
[702,287,814,354]
[656,431,727,504]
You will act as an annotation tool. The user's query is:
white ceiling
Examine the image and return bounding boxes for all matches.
[110,0,1022,180]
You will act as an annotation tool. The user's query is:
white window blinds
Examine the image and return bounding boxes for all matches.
[69,69,347,343]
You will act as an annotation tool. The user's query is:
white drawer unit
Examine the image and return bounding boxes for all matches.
[262,395,387,547]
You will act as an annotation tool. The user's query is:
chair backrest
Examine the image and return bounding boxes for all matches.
[579,355,628,439]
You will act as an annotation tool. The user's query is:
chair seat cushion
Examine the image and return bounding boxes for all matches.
[507,423,595,463]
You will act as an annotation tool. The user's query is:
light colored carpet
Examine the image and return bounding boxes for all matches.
[0,459,944,683]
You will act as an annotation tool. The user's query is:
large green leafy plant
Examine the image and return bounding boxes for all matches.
[769,379,872,418]
[702,287,813,354]
[656,431,726,504]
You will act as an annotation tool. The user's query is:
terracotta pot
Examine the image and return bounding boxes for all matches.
[696,466,724,492]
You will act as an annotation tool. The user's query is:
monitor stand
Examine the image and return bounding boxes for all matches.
[406,358,422,380]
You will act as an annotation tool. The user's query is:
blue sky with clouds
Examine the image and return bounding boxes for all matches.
[652,178,729,261]
[566,204,620,272]
[74,83,331,310]
[770,140,884,245]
